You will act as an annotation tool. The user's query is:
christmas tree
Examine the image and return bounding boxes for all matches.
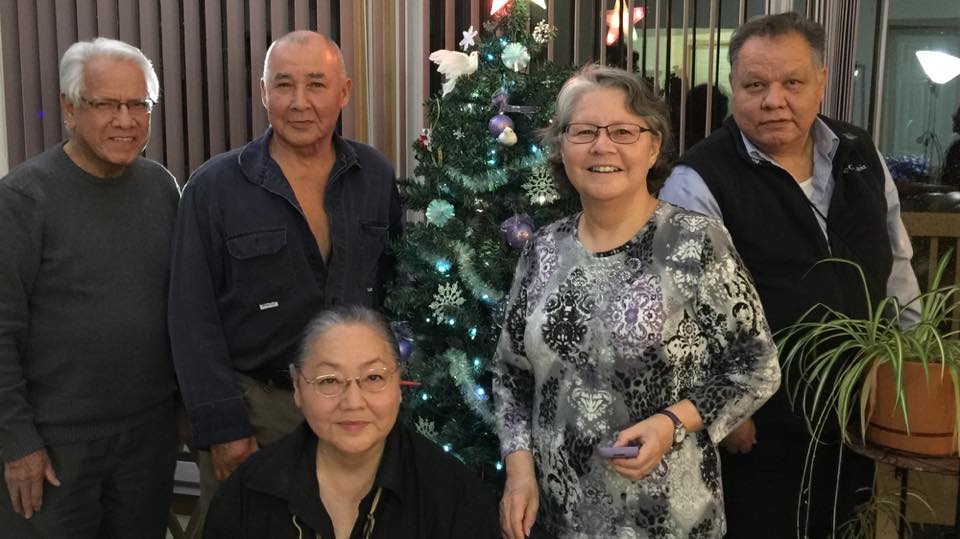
[385,0,577,483]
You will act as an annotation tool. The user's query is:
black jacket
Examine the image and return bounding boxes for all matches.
[204,422,501,539]
[168,129,403,447]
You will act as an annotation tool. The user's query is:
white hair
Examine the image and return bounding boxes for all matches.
[59,37,160,105]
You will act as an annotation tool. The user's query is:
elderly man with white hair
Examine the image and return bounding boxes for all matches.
[0,38,179,538]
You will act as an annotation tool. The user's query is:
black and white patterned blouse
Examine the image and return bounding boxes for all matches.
[492,202,780,538]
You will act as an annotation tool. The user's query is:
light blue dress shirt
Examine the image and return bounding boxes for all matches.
[660,117,922,326]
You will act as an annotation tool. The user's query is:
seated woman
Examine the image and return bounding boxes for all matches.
[204,305,499,538]
[493,64,781,538]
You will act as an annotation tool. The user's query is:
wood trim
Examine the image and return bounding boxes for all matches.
[139,0,163,162]
[294,0,310,29]
[183,0,205,175]
[96,0,117,38]
[36,0,60,148]
[1,0,25,165]
[226,0,248,149]
[249,0,268,138]
[272,0,289,37]
[76,0,96,40]
[317,0,332,36]
[346,0,368,143]
[53,0,78,142]
[901,213,960,239]
[204,0,226,156]
[160,1,184,182]
[18,3,43,158]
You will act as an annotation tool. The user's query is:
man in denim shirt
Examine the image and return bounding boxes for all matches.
[168,31,402,534]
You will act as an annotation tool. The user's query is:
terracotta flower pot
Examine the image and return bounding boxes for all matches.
[866,361,959,456]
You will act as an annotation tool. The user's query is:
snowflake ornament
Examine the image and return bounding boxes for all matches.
[459,25,478,51]
[415,417,439,443]
[453,128,464,140]
[533,20,559,44]
[425,199,455,227]
[523,164,559,205]
[429,282,467,319]
[501,43,530,72]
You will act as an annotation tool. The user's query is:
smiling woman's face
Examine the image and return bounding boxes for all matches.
[560,87,661,206]
[293,322,400,459]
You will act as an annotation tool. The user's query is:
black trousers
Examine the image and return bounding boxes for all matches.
[0,402,178,539]
[721,423,874,539]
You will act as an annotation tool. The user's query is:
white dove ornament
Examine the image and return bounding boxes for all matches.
[497,126,518,146]
[428,49,479,96]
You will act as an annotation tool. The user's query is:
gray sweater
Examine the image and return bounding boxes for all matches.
[0,144,179,461]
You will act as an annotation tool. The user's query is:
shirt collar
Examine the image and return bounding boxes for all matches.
[245,421,406,520]
[371,422,405,502]
[237,127,360,188]
[739,116,840,166]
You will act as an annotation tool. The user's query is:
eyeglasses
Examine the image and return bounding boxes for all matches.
[563,123,655,144]
[299,366,398,398]
[79,97,156,115]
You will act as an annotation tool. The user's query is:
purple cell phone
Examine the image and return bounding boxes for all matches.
[598,446,640,459]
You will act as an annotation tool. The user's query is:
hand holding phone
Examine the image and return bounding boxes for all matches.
[598,446,640,459]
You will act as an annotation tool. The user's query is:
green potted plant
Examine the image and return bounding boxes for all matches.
[778,252,960,458]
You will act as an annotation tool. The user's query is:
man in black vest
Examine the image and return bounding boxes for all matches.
[660,12,921,539]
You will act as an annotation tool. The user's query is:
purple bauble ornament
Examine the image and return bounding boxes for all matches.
[397,337,414,362]
[500,214,535,249]
[488,113,514,137]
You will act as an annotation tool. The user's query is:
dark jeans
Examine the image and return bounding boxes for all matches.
[0,402,178,539]
[721,423,874,539]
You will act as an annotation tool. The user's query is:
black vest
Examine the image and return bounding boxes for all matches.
[678,116,893,425]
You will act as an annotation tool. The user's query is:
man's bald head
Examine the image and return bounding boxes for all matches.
[262,31,346,82]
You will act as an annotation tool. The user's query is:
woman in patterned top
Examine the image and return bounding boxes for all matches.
[492,65,781,539]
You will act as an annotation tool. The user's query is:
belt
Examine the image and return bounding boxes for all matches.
[246,367,294,391]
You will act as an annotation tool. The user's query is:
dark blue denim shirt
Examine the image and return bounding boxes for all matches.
[168,129,402,447]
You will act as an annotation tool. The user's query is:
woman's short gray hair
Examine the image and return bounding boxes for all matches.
[541,64,672,195]
[289,305,400,379]
[59,37,160,106]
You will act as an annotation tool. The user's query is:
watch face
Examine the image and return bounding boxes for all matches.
[674,426,686,445]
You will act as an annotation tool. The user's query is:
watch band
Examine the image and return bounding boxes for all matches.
[657,409,682,428]
[657,409,686,449]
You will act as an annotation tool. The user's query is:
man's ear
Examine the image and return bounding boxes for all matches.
[60,94,77,130]
[815,66,828,100]
[260,78,269,110]
[340,77,353,109]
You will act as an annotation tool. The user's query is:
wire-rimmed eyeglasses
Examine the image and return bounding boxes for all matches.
[563,123,655,144]
[79,96,156,115]
[299,366,398,398]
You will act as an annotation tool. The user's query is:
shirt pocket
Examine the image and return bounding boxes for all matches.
[359,219,389,257]
[225,228,294,306]
[355,220,389,299]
